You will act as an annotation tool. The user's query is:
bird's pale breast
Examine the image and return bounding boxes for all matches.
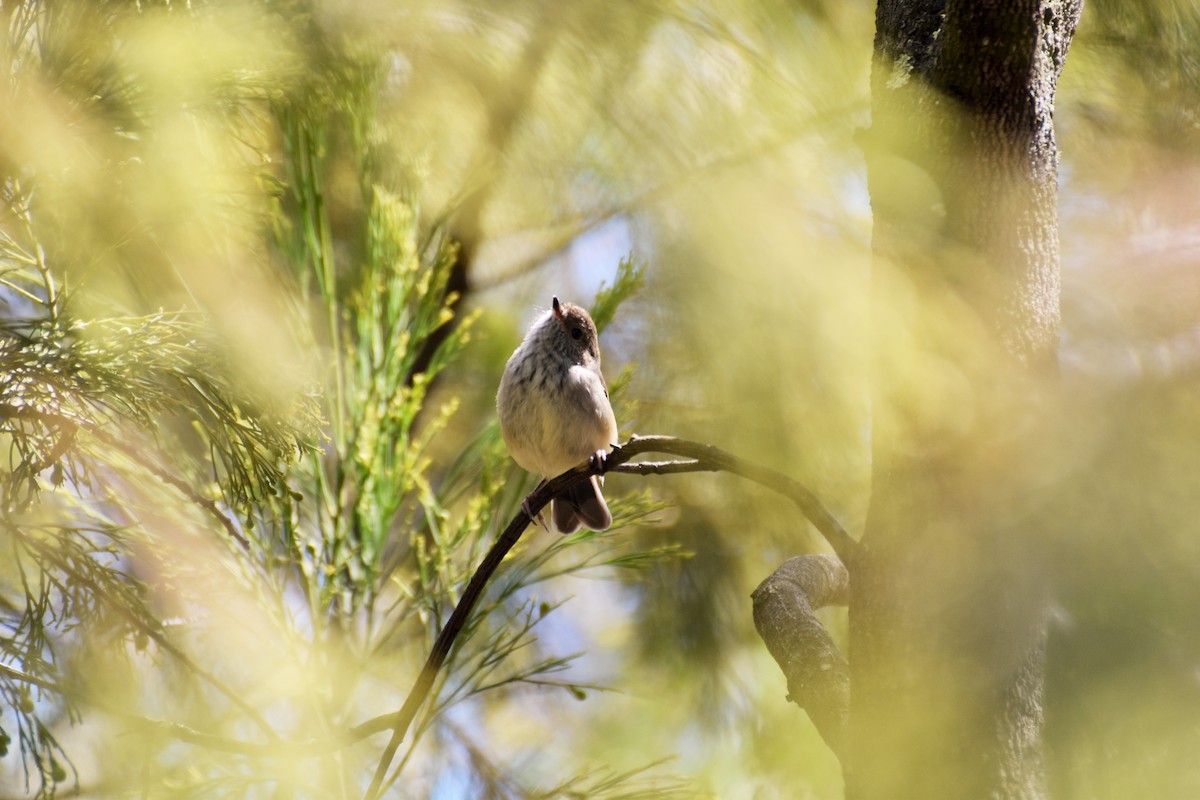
[498,347,616,478]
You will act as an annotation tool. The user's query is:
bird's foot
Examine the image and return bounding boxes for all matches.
[523,481,549,531]
[589,448,609,475]
[521,496,549,530]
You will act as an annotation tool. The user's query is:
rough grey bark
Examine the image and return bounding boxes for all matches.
[846,1,1082,798]
[751,555,851,759]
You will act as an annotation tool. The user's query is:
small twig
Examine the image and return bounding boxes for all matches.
[0,405,249,549]
[0,661,63,694]
[363,434,857,800]
[20,681,395,760]
[147,708,395,756]
[91,427,251,551]
[128,717,360,757]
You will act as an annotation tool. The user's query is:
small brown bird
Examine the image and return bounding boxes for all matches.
[496,297,618,533]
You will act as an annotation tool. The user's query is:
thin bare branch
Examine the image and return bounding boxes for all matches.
[363,433,858,800]
[608,435,859,564]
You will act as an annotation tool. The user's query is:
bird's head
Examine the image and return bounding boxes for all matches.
[547,296,601,363]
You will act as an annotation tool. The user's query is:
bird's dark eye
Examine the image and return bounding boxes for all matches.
[571,327,583,340]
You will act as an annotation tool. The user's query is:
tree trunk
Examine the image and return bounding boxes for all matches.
[849,1,1081,797]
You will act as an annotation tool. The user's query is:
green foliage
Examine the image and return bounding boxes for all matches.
[590,254,647,334]
[0,3,687,798]
[2,0,1192,797]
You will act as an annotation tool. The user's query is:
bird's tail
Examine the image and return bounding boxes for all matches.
[552,475,612,534]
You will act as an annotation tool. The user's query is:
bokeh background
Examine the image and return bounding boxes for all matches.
[1,0,1198,797]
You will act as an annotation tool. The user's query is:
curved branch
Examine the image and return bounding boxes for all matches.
[364,433,857,799]
[752,554,850,760]
[609,435,859,565]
